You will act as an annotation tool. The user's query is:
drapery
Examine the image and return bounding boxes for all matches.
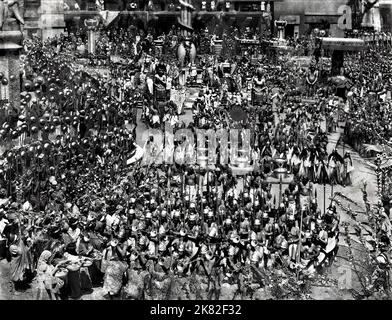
[9,239,33,283]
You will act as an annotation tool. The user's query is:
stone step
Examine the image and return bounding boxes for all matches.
[0,30,23,47]
[1,19,20,32]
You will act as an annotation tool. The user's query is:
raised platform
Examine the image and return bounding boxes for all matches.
[0,27,22,108]
[0,20,23,47]
[0,31,23,49]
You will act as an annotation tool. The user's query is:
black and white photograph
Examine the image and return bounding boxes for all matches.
[0,0,391,304]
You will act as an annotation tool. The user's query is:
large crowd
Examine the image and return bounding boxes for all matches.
[0,22,391,300]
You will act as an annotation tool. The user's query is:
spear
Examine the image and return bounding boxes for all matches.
[7,165,11,198]
[206,165,210,205]
[296,207,304,281]
[196,167,200,209]
[187,177,191,211]
[167,165,171,216]
[181,165,185,223]
[199,168,204,231]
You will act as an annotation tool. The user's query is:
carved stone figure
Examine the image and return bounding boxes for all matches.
[177,37,196,68]
[0,0,24,31]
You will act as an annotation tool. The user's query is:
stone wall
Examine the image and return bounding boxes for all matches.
[379,0,392,32]
[39,0,66,39]
[0,50,21,108]
[274,0,350,36]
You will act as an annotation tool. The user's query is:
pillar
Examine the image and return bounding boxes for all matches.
[0,21,23,109]
[373,2,382,31]
[275,20,287,41]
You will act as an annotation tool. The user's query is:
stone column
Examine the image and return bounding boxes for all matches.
[379,0,392,32]
[373,2,382,31]
[178,0,194,37]
[85,19,99,55]
[274,20,287,41]
[40,0,66,40]
[0,21,23,108]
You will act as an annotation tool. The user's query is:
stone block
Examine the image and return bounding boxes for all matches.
[1,19,22,32]
[40,14,66,28]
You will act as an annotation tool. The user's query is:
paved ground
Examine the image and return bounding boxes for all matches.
[132,95,381,300]
[308,126,379,300]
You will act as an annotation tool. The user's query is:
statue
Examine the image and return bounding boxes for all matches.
[177,0,196,68]
[306,64,319,96]
[177,36,196,68]
[0,0,25,31]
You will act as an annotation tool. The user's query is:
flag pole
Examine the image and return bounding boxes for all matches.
[296,207,304,281]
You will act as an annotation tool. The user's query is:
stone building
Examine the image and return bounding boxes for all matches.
[274,0,353,38]
[24,0,66,38]
[21,0,392,38]
[380,0,392,32]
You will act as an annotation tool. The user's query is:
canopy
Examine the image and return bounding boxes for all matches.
[321,38,365,51]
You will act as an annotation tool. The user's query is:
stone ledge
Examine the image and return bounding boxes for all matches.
[0,41,22,50]
[0,31,23,47]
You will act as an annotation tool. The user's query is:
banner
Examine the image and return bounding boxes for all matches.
[99,10,120,27]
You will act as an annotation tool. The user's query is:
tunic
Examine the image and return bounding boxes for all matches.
[102,260,127,295]
[9,239,33,283]
[124,269,149,299]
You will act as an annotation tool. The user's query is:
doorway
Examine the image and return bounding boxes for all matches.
[285,24,294,38]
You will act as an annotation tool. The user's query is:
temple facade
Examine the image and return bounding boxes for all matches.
[24,0,66,38]
[22,0,392,38]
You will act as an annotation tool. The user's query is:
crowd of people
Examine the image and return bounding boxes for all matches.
[0,20,390,300]
[343,48,392,152]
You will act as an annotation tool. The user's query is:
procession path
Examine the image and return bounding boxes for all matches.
[309,137,379,299]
